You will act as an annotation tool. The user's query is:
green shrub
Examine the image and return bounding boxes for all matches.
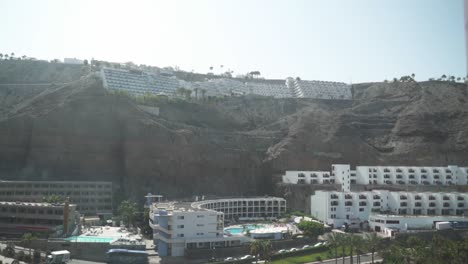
[316,256,322,261]
[15,250,25,261]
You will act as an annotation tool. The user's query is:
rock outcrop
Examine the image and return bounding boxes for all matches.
[1,62,467,205]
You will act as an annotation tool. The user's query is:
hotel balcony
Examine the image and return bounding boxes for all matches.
[330,194,339,199]
[331,201,339,206]
[345,202,353,206]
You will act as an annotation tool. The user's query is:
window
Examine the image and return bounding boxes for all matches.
[177,234,184,237]
[359,208,364,212]
[196,224,204,227]
[196,233,204,236]
[386,220,400,224]
[197,215,204,218]
[177,216,184,220]
[177,225,184,229]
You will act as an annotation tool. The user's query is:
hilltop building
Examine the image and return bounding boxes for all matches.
[100,67,351,100]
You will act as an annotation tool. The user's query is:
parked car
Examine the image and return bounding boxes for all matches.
[289,248,298,252]
[302,245,310,249]
[224,257,235,261]
[240,255,253,260]
[313,242,323,247]
[278,249,289,253]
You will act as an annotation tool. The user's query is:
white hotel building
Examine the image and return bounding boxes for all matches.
[283,164,468,187]
[311,190,468,231]
[149,197,286,257]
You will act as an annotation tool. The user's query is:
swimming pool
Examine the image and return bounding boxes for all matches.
[65,236,116,243]
[224,224,265,234]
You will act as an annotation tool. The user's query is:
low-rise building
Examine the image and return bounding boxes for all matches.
[0,180,113,216]
[283,164,468,188]
[192,197,287,221]
[311,190,467,229]
[149,202,250,257]
[0,201,78,237]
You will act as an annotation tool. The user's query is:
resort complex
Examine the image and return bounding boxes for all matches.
[149,197,287,257]
[279,164,468,236]
[101,66,351,99]
[283,164,468,186]
[311,190,467,229]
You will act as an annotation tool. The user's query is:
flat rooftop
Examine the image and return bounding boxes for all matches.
[0,201,76,208]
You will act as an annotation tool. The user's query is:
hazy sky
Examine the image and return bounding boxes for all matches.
[0,0,465,83]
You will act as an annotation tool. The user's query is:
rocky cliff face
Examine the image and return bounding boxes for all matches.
[1,62,467,205]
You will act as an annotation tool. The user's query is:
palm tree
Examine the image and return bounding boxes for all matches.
[22,233,37,257]
[262,240,273,263]
[328,232,343,264]
[0,53,3,60]
[209,66,213,71]
[340,234,348,264]
[411,73,415,79]
[194,88,199,99]
[250,240,263,263]
[4,54,9,60]
[441,74,447,81]
[354,236,365,264]
[365,233,382,264]
[10,52,15,59]
[201,89,207,99]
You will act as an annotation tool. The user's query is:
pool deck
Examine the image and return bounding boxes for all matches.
[224,223,291,235]
[67,226,144,244]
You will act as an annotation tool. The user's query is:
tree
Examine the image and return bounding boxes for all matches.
[3,243,15,258]
[441,74,447,81]
[4,54,9,60]
[411,73,415,79]
[201,89,207,100]
[118,200,138,228]
[43,195,64,204]
[185,89,192,100]
[84,59,89,66]
[328,232,343,264]
[364,233,382,264]
[250,240,262,263]
[0,53,3,60]
[22,55,27,60]
[194,88,199,99]
[209,66,213,71]
[297,221,324,239]
[10,52,15,60]
[22,233,37,257]
[176,87,186,98]
[250,240,272,263]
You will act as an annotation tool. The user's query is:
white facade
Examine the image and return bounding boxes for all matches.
[368,214,468,234]
[311,190,468,228]
[286,78,351,100]
[283,164,468,186]
[63,58,84,64]
[149,202,249,257]
[282,171,333,184]
[192,197,287,221]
